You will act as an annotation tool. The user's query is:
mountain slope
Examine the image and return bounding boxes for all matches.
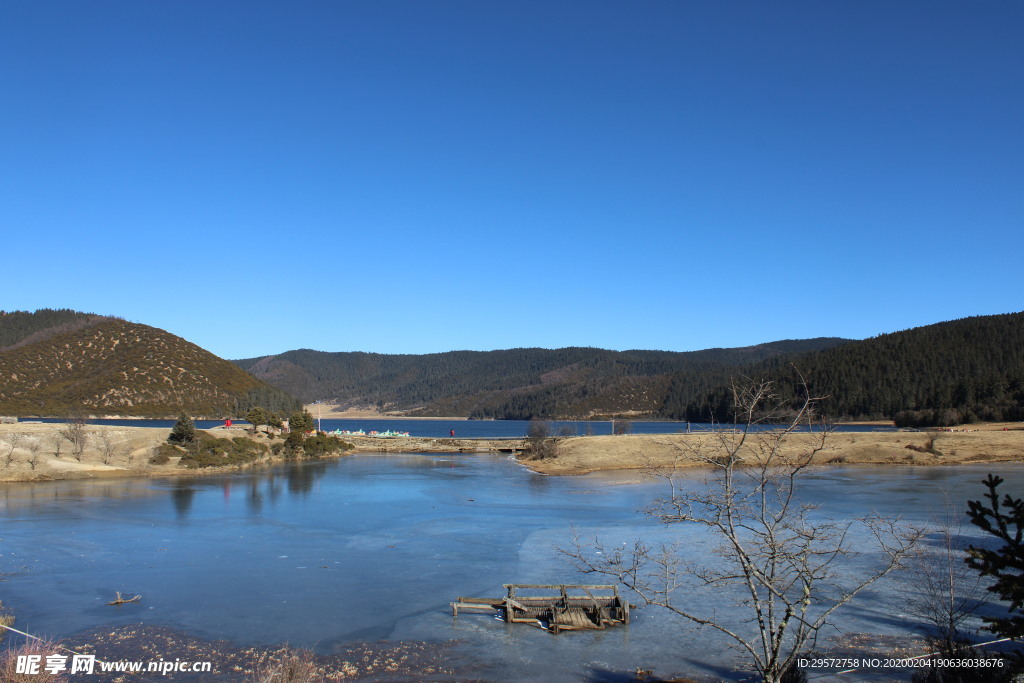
[662,312,1024,425]
[235,339,851,419]
[0,309,109,351]
[0,313,300,417]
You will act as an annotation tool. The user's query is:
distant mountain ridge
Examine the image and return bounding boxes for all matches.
[662,312,1024,425]
[8,308,1017,424]
[233,338,851,419]
[0,310,299,417]
[236,312,1024,424]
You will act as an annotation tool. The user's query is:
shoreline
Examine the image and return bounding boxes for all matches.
[2,422,1023,482]
[0,424,363,484]
[302,405,469,420]
[7,411,919,428]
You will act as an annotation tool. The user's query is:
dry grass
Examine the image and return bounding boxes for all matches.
[1,421,1022,481]
[249,646,323,683]
[0,639,68,682]
[527,428,1024,475]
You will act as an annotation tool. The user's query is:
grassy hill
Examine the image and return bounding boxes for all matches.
[0,311,300,417]
[234,339,851,419]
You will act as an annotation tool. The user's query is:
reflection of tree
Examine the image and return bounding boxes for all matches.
[246,478,263,515]
[526,471,551,495]
[170,483,196,518]
[265,472,283,505]
[286,462,328,495]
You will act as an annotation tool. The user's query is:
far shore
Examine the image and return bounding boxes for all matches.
[302,405,468,420]
[299,406,910,426]
[1,421,1022,482]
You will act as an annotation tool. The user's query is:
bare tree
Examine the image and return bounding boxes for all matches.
[59,418,89,462]
[563,376,921,683]
[97,430,127,465]
[525,419,556,460]
[906,496,985,655]
[2,434,23,468]
[24,437,43,471]
[47,431,63,458]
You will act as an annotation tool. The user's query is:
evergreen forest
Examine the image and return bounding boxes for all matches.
[239,313,1024,426]
[660,313,1024,426]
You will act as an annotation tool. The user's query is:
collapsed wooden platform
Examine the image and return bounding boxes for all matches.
[451,584,630,633]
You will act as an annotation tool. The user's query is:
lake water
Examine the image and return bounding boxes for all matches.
[1,455,1020,681]
[29,417,899,437]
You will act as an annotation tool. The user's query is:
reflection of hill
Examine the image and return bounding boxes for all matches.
[0,477,166,513]
[1,460,338,518]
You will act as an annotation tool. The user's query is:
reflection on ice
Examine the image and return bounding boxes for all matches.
[1,455,1023,680]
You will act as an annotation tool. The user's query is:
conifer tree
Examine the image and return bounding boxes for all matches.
[289,410,315,433]
[246,406,266,433]
[168,413,196,444]
[966,474,1024,638]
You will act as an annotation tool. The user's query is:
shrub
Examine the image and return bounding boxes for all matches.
[178,433,268,469]
[149,443,180,465]
[301,434,352,457]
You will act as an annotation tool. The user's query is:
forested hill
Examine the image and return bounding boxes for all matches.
[0,311,300,417]
[661,312,1024,426]
[0,308,109,351]
[233,339,850,419]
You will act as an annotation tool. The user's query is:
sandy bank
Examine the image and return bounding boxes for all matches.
[525,427,1024,475]
[2,422,1022,482]
[0,423,346,483]
[0,423,520,483]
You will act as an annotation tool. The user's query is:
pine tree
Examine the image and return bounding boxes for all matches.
[246,406,267,432]
[965,474,1024,638]
[168,413,196,444]
[289,410,314,433]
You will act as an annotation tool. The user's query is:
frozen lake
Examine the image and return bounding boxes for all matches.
[2,454,1021,680]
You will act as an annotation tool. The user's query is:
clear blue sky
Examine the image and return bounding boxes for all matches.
[3,1,1021,359]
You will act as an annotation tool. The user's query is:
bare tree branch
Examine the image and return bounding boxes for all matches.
[561,371,922,682]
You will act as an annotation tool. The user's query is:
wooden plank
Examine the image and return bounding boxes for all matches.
[455,584,629,633]
[504,598,529,612]
[455,597,502,605]
[503,584,618,591]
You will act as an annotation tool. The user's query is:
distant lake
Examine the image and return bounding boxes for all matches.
[0,455,1016,680]
[28,417,899,437]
